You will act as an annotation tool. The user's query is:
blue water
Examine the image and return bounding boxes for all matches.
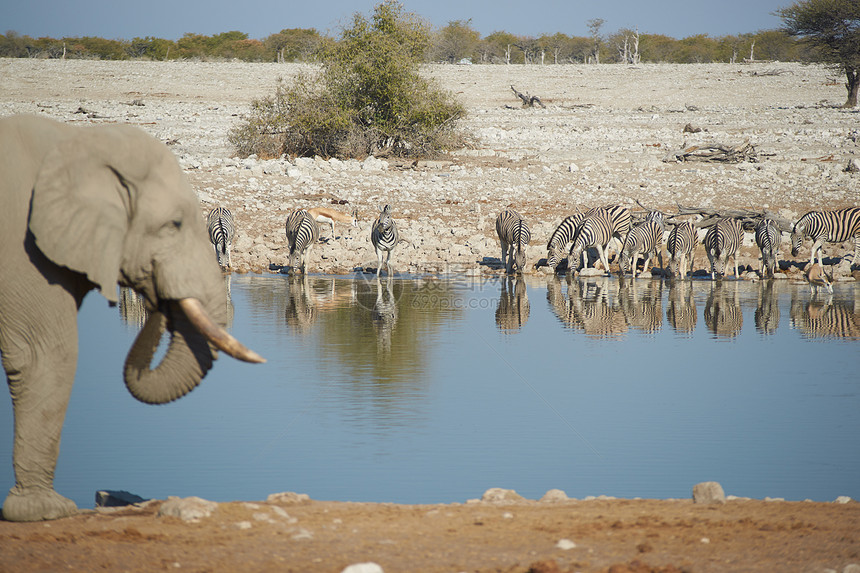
[1,274,858,509]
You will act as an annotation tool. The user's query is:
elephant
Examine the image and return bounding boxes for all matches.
[0,115,265,522]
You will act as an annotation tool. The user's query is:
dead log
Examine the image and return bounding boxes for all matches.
[662,140,757,163]
[674,203,793,232]
[511,85,546,109]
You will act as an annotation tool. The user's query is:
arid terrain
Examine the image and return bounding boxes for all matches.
[1,59,859,572]
[1,59,858,277]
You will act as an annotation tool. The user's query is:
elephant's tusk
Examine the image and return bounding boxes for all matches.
[178,297,266,363]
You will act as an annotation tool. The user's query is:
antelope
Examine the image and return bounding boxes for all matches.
[307,206,359,239]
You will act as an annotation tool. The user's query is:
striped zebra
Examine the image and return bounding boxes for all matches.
[495,208,531,274]
[207,207,235,269]
[567,208,613,274]
[703,217,744,279]
[546,213,586,270]
[285,209,319,274]
[371,204,400,276]
[619,218,664,278]
[754,218,782,278]
[790,207,860,267]
[546,205,631,270]
[666,221,697,278]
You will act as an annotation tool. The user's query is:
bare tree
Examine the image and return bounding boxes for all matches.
[587,18,604,64]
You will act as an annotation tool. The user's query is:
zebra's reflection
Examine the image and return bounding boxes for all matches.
[790,287,860,340]
[547,276,628,337]
[704,281,743,338]
[754,279,780,335]
[372,276,398,354]
[666,279,697,334]
[496,276,530,333]
[618,277,663,334]
[284,275,317,332]
[118,287,148,329]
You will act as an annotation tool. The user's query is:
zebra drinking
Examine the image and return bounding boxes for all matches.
[790,207,860,267]
[666,221,697,278]
[619,218,664,278]
[495,208,531,274]
[567,207,613,274]
[371,204,400,276]
[546,205,631,271]
[703,217,744,279]
[285,209,320,274]
[754,218,782,278]
[207,207,235,269]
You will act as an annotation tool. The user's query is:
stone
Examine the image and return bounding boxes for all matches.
[835,496,853,504]
[95,490,149,508]
[481,487,525,503]
[267,491,311,504]
[692,481,726,504]
[845,158,860,173]
[555,538,577,550]
[540,489,570,502]
[341,563,384,573]
[157,496,218,521]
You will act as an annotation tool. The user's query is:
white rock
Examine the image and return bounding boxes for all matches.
[540,489,570,502]
[341,563,384,573]
[556,539,577,550]
[692,481,726,504]
[481,487,525,502]
[835,496,854,504]
[157,496,218,521]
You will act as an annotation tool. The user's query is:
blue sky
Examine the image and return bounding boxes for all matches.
[3,0,790,40]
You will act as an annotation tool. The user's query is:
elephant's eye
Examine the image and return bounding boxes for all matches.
[158,219,182,237]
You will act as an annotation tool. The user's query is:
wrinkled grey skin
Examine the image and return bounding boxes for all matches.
[0,115,243,521]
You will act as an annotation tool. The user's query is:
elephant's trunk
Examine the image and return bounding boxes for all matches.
[123,298,263,405]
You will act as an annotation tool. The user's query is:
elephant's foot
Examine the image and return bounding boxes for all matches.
[1,485,78,522]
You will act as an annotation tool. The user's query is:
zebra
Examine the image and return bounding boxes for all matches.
[790,207,860,267]
[666,221,697,278]
[371,204,399,276]
[619,218,664,278]
[567,207,613,274]
[495,208,531,274]
[545,205,631,270]
[207,207,235,269]
[754,218,782,278]
[703,217,744,279]
[546,213,586,270]
[285,209,319,274]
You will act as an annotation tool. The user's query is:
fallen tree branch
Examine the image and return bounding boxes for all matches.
[511,85,546,109]
[663,140,757,163]
[674,203,793,232]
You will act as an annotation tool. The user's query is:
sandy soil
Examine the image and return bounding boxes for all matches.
[1,59,859,572]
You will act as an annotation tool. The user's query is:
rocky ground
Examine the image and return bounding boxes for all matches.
[1,58,858,278]
[1,58,860,572]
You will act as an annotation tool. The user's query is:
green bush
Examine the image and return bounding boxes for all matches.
[229,1,468,159]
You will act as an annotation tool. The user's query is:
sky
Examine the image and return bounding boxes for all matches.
[2,0,790,41]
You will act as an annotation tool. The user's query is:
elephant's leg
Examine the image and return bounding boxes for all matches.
[2,306,79,521]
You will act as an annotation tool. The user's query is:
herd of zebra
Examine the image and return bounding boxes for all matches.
[495,205,860,284]
[205,204,860,284]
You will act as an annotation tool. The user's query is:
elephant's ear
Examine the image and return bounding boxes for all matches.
[29,133,131,304]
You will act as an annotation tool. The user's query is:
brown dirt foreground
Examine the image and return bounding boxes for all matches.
[1,495,858,573]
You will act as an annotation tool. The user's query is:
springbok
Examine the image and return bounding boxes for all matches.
[307,206,359,239]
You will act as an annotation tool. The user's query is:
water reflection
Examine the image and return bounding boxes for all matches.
[755,280,780,335]
[703,281,744,338]
[371,277,398,354]
[666,279,697,334]
[619,277,663,334]
[496,276,530,333]
[546,276,628,337]
[790,289,860,340]
[118,274,235,329]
